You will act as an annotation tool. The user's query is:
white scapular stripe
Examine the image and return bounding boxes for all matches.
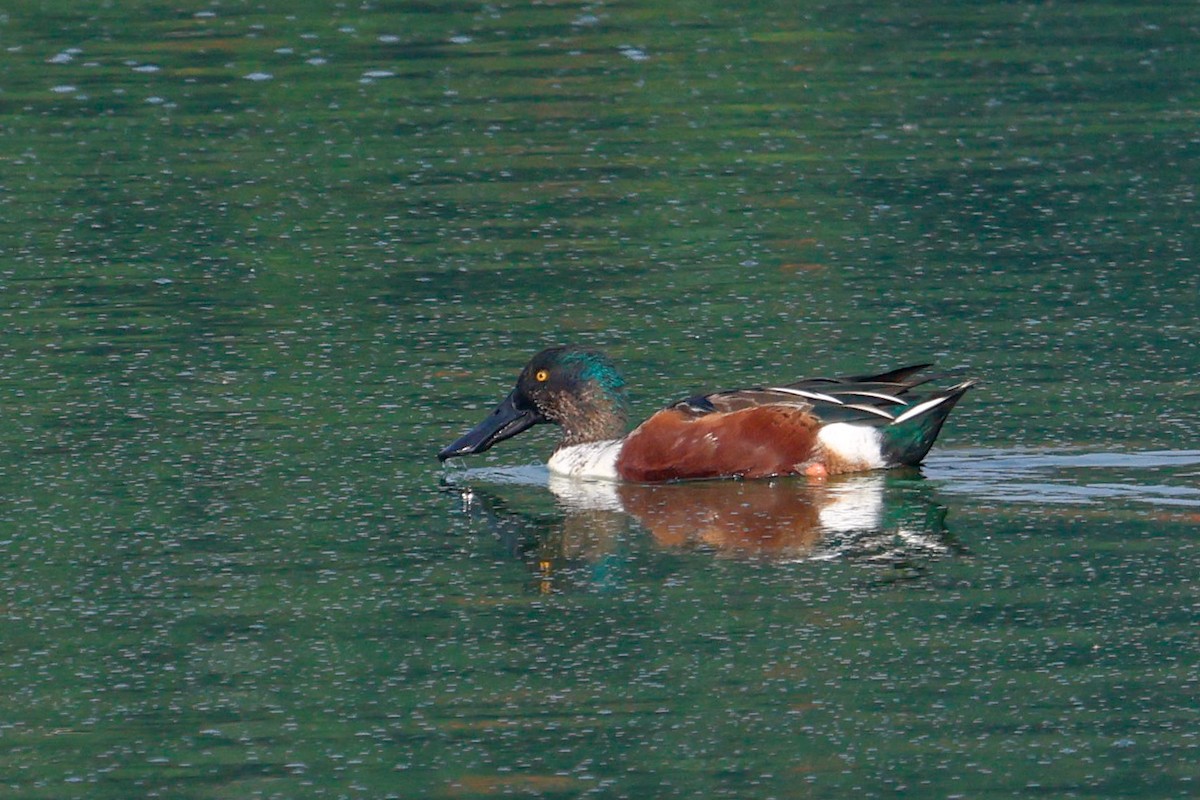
[840,390,907,404]
[893,395,949,425]
[764,387,845,404]
[843,404,897,420]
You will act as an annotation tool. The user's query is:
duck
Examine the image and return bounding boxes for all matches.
[437,345,974,482]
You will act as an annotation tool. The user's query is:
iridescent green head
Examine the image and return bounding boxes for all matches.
[438,346,630,460]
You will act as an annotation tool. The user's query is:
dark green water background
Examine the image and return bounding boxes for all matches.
[2,2,1197,798]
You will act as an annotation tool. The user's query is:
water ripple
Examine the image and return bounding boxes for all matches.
[926,449,1200,506]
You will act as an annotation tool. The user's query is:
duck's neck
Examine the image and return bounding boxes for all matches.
[557,387,628,447]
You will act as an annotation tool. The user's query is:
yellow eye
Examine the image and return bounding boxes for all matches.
[535,369,550,382]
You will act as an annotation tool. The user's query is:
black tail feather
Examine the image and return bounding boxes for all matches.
[881,381,975,465]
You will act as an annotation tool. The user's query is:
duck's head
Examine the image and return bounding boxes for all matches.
[438,346,630,462]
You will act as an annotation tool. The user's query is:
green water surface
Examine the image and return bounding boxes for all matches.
[1,2,1197,798]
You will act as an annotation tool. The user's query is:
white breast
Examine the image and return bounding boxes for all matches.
[547,440,623,480]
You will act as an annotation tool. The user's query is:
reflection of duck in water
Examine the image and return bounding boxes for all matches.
[439,346,973,482]
[447,469,959,589]
[548,471,955,562]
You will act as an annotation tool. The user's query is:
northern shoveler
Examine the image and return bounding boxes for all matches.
[437,345,974,482]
